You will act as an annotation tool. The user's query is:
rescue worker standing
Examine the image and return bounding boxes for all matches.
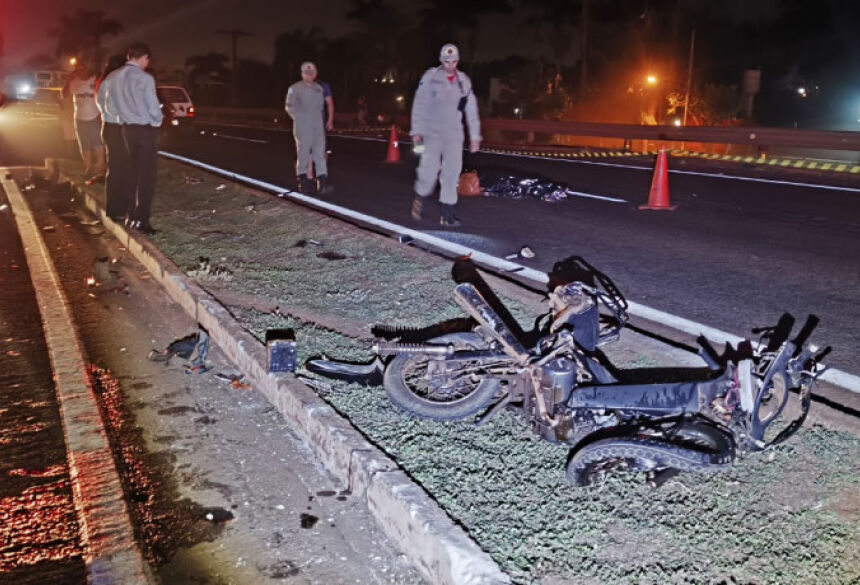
[410,43,482,227]
[285,62,333,195]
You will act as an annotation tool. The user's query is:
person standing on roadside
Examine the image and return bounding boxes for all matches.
[307,78,335,180]
[410,43,481,227]
[106,42,163,235]
[96,55,129,221]
[62,61,106,183]
[285,62,333,195]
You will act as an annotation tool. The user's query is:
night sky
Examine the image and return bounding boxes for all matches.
[2,0,357,70]
[1,0,800,72]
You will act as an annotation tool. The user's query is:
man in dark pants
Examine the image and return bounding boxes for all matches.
[105,42,163,234]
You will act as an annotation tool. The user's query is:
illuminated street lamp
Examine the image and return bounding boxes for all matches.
[69,57,77,67]
[646,74,658,86]
[797,87,808,98]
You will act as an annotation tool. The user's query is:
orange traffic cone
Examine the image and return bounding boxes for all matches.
[384,125,400,163]
[639,146,676,211]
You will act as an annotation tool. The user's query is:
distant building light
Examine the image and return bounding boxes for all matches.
[646,74,658,85]
[395,95,404,102]
[673,118,682,127]
[798,87,807,98]
[69,57,77,66]
[513,107,521,115]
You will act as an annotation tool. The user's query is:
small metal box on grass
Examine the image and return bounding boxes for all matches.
[266,328,297,373]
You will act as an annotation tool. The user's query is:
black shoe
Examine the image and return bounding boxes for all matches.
[411,195,426,221]
[439,204,461,227]
[297,175,315,194]
[133,221,158,235]
[316,174,334,195]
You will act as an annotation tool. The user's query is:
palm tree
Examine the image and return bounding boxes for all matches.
[49,10,122,70]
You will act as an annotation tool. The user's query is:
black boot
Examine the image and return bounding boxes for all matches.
[411,194,427,221]
[439,203,461,227]
[297,175,314,194]
[316,174,334,195]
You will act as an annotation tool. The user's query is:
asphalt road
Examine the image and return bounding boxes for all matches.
[2,100,857,375]
[161,122,860,375]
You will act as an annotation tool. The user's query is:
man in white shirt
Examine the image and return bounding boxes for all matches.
[62,62,106,182]
[105,42,163,234]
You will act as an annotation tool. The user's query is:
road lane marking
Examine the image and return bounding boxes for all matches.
[156,151,860,394]
[211,132,268,144]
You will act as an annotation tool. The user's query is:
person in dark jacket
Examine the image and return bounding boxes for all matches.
[95,55,129,220]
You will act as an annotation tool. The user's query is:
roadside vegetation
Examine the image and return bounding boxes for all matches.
[65,159,860,584]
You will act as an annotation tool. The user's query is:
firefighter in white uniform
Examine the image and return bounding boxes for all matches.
[410,43,482,226]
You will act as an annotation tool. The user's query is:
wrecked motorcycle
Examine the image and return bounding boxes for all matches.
[310,258,828,487]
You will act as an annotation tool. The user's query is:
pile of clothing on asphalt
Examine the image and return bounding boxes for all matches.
[469,167,572,202]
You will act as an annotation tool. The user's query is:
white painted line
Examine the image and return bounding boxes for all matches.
[564,190,627,203]
[156,151,860,395]
[211,132,268,144]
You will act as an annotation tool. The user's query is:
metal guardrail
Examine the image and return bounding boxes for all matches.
[196,107,860,152]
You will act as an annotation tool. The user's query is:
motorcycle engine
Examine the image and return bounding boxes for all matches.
[535,357,578,443]
[541,357,577,406]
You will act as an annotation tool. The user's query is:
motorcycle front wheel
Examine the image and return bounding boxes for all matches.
[383,332,504,421]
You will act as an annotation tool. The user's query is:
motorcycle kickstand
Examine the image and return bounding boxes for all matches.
[475,392,512,427]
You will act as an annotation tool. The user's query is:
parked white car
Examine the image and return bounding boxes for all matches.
[156,85,195,119]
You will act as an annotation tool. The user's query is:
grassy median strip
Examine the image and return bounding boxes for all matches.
[66,159,860,585]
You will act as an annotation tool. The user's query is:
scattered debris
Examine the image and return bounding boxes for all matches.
[317,251,348,261]
[0,204,8,212]
[184,176,204,185]
[202,507,234,523]
[215,184,226,191]
[506,245,535,260]
[299,513,319,529]
[42,225,55,232]
[230,378,252,390]
[148,327,209,373]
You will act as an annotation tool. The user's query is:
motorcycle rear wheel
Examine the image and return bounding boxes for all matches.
[566,420,735,487]
[383,333,503,420]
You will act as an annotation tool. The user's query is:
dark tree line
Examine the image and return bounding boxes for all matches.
[43,1,860,128]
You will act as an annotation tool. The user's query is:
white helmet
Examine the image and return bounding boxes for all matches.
[439,43,460,63]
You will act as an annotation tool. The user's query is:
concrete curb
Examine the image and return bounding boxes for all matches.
[2,169,150,585]
[54,163,511,585]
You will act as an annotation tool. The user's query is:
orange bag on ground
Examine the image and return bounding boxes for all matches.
[457,170,483,196]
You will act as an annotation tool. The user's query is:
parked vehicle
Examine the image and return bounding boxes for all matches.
[309,258,827,487]
[156,85,195,120]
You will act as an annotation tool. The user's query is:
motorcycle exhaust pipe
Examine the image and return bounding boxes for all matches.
[453,283,530,364]
[373,341,453,357]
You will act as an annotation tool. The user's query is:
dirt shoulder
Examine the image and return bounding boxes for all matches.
[59,157,860,585]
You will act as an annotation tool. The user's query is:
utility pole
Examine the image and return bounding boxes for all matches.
[682,28,695,127]
[215,28,252,106]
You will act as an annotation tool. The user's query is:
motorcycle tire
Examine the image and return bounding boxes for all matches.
[383,332,503,421]
[566,423,735,487]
